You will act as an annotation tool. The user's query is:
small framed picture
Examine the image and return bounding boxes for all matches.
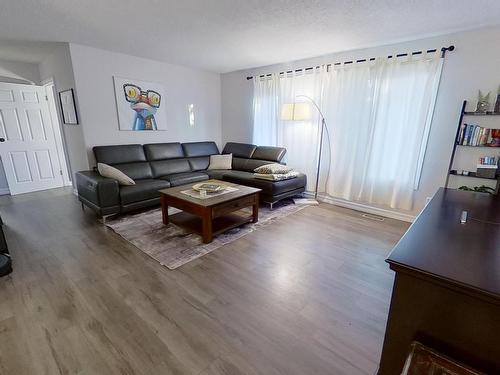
[59,89,79,125]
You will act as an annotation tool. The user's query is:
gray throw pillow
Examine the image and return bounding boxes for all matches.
[97,163,135,185]
[254,163,292,174]
[207,154,232,170]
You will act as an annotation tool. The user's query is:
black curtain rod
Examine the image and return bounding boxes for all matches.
[246,45,455,80]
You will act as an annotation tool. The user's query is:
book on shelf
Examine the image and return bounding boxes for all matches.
[472,126,480,145]
[457,124,494,146]
[478,156,498,166]
[458,123,466,144]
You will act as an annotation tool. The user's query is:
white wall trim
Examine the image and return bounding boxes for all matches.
[303,192,416,222]
[0,188,10,196]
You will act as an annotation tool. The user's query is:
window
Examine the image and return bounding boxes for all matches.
[252,53,443,210]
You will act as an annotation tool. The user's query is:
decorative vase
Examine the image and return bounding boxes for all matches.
[495,87,500,113]
[476,90,490,113]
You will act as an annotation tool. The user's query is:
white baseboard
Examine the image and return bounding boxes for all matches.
[0,185,75,196]
[303,192,416,222]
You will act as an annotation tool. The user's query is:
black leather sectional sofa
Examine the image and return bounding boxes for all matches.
[76,141,307,217]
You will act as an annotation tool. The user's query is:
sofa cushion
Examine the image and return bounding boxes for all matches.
[205,169,228,180]
[119,179,171,205]
[222,142,257,158]
[216,170,251,180]
[114,162,153,180]
[182,142,219,157]
[93,144,146,165]
[97,163,135,185]
[232,157,275,172]
[150,159,191,178]
[221,170,307,195]
[159,172,209,187]
[231,157,247,171]
[144,143,184,161]
[252,146,286,162]
[188,157,210,171]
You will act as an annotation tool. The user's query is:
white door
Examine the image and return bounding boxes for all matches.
[0,82,64,195]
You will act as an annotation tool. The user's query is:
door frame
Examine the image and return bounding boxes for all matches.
[41,78,72,186]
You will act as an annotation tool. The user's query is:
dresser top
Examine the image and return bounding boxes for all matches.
[387,188,500,299]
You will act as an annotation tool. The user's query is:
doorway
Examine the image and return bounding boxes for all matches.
[0,81,70,195]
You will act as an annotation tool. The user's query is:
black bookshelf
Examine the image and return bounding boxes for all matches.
[463,112,500,116]
[456,144,497,149]
[445,100,500,194]
[449,170,498,181]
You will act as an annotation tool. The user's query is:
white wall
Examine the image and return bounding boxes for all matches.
[39,44,88,182]
[221,25,500,216]
[68,44,222,167]
[0,58,40,84]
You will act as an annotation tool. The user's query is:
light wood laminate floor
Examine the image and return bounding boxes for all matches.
[0,188,409,375]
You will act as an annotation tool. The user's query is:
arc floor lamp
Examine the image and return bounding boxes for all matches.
[281,95,331,203]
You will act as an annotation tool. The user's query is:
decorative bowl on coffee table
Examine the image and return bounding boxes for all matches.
[192,182,227,193]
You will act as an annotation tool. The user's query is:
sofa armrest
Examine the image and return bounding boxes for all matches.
[75,171,120,209]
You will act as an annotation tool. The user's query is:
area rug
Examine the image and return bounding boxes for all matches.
[105,200,305,270]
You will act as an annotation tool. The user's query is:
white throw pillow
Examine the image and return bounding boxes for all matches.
[254,163,292,175]
[207,154,232,170]
[97,163,135,186]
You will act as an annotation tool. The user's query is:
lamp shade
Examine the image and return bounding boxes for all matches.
[281,102,312,121]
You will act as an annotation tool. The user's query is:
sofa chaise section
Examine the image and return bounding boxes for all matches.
[206,142,307,206]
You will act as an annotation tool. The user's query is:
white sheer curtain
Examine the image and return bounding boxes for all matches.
[252,52,443,210]
[253,68,325,190]
[253,74,279,146]
[323,53,443,210]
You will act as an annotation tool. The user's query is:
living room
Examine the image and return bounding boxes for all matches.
[0,1,499,374]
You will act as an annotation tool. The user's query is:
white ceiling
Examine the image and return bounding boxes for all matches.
[1,0,500,73]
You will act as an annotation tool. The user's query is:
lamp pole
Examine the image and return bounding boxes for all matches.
[296,95,329,200]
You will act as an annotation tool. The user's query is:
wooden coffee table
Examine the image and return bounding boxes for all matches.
[159,180,261,243]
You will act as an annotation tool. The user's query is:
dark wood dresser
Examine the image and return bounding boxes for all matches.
[378,188,500,374]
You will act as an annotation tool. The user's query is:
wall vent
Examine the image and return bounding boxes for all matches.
[362,213,385,221]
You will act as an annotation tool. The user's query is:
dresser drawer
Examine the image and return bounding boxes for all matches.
[212,194,257,218]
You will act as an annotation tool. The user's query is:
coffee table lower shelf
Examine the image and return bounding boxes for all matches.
[169,211,255,239]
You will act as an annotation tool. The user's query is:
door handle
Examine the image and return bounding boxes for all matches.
[0,138,4,142]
